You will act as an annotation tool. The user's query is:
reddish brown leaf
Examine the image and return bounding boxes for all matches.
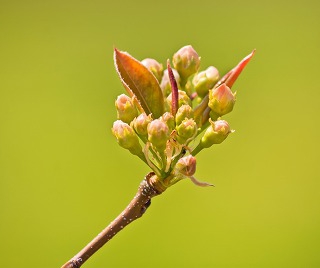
[114,48,165,119]
[167,60,179,116]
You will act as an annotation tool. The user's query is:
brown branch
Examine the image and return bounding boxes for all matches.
[61,172,166,268]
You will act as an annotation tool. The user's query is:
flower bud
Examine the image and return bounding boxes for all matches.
[175,104,194,126]
[160,112,175,131]
[200,119,232,148]
[132,113,152,137]
[176,118,198,144]
[176,155,196,177]
[192,66,219,97]
[172,45,200,81]
[115,94,138,124]
[160,68,180,97]
[141,58,164,82]
[208,83,236,116]
[147,119,170,152]
[112,120,142,154]
[167,90,191,111]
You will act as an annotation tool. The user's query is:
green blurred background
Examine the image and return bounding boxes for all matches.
[1,0,320,267]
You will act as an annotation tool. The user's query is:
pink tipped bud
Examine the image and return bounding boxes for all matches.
[192,66,219,97]
[200,119,232,147]
[132,113,152,137]
[112,120,142,154]
[175,104,194,126]
[115,94,138,124]
[160,112,175,131]
[147,119,170,152]
[160,68,181,97]
[176,118,198,144]
[141,58,164,82]
[167,90,191,111]
[176,155,197,177]
[208,83,236,116]
[172,45,201,81]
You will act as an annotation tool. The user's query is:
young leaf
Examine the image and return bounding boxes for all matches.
[225,49,256,88]
[114,48,165,119]
[167,60,179,116]
[194,50,255,126]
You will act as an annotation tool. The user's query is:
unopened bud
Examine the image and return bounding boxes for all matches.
[132,113,152,137]
[208,83,236,116]
[172,45,201,81]
[176,118,198,144]
[112,120,142,155]
[160,68,180,97]
[160,112,175,131]
[193,66,219,97]
[141,58,164,82]
[147,119,170,152]
[176,155,196,177]
[167,90,191,111]
[175,104,194,126]
[200,119,232,148]
[115,94,138,124]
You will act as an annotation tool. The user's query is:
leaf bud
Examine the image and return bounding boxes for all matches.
[192,66,219,97]
[160,68,181,97]
[172,45,201,82]
[175,155,197,177]
[175,104,194,126]
[132,113,152,137]
[200,119,232,148]
[176,118,198,144]
[208,83,236,116]
[112,120,142,155]
[115,94,138,124]
[147,119,170,152]
[141,58,164,82]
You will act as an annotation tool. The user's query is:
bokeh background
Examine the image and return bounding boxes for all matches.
[1,0,320,267]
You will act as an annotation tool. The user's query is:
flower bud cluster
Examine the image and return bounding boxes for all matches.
[113,45,253,187]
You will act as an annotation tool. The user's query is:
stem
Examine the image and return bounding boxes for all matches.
[191,142,203,156]
[61,172,166,268]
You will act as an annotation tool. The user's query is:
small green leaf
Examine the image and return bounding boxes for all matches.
[114,48,165,119]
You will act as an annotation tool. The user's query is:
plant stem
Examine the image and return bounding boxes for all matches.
[61,172,165,268]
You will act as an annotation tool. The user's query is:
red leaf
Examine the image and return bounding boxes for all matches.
[225,49,255,88]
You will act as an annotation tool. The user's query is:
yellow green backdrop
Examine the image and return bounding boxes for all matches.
[1,0,319,267]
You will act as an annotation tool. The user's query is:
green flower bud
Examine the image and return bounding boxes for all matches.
[141,58,164,82]
[200,119,231,148]
[193,66,219,97]
[175,155,196,177]
[208,83,236,116]
[172,45,201,81]
[167,90,191,111]
[175,104,194,126]
[176,118,198,144]
[160,68,181,97]
[132,113,152,137]
[115,94,138,124]
[112,120,142,155]
[147,119,170,152]
[160,112,175,131]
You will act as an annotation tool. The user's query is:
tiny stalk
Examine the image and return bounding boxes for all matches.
[61,46,255,267]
